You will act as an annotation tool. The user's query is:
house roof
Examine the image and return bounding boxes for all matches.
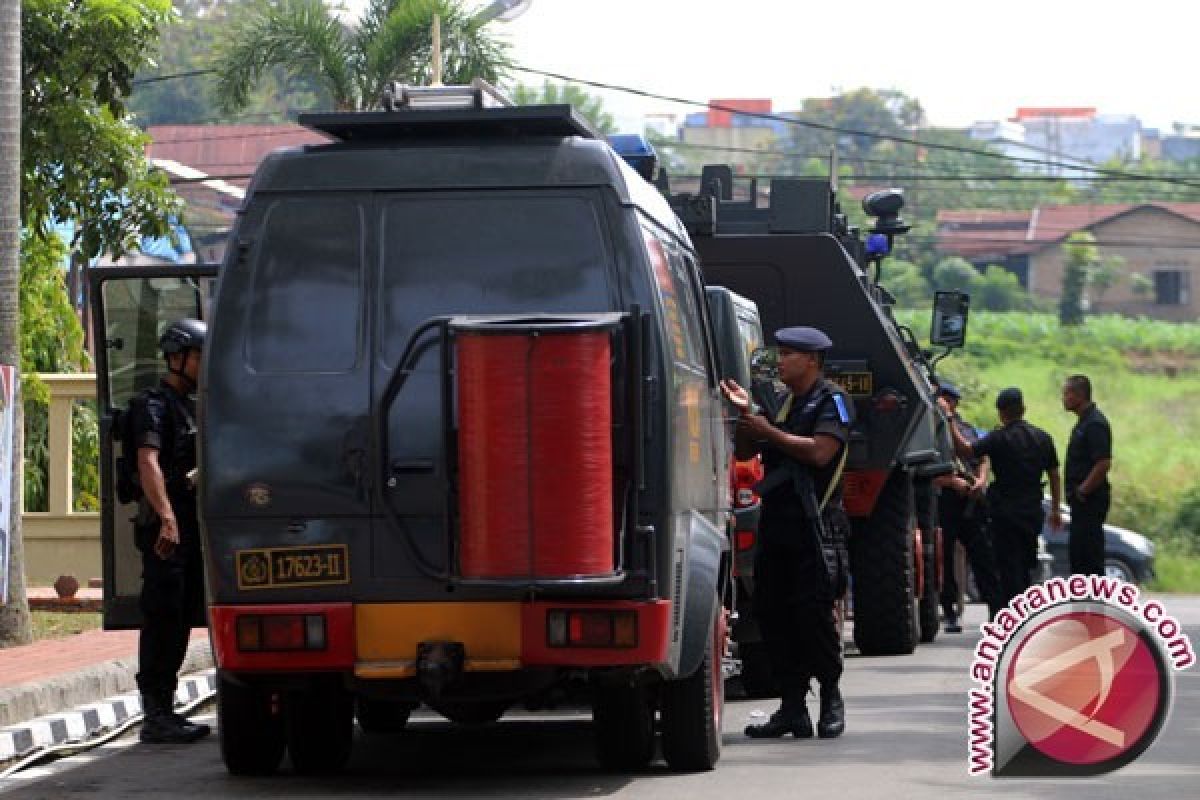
[146,125,330,187]
[937,202,1200,259]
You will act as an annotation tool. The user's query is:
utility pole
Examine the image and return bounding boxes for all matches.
[0,0,32,647]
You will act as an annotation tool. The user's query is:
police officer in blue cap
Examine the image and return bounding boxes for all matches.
[721,326,853,740]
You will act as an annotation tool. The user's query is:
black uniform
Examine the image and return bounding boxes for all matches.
[754,378,852,694]
[973,419,1058,606]
[1065,404,1112,576]
[939,414,1002,618]
[129,381,205,700]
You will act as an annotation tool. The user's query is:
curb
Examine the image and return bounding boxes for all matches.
[0,670,216,772]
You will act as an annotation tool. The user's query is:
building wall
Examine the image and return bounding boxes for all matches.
[1029,208,1200,321]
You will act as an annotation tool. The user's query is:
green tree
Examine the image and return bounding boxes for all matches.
[22,0,181,257]
[1,0,30,647]
[130,0,329,125]
[1061,231,1097,326]
[214,0,511,114]
[879,258,931,308]
[511,80,616,135]
[1131,272,1154,301]
[931,256,979,292]
[972,264,1026,311]
[1090,253,1124,310]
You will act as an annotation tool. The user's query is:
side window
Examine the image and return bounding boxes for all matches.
[644,228,705,370]
[100,276,205,409]
[246,198,364,373]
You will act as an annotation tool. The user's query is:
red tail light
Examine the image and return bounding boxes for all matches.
[735,531,756,552]
[871,389,904,414]
[546,609,638,648]
[236,614,327,652]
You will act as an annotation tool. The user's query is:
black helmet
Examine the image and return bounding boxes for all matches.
[159,318,206,355]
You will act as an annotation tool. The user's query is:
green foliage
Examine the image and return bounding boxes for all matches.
[511,80,616,135]
[971,265,1027,312]
[1171,484,1200,556]
[1131,272,1154,299]
[1060,231,1095,326]
[18,233,94,512]
[931,256,978,291]
[214,0,511,113]
[130,0,328,125]
[878,258,930,308]
[1090,254,1124,308]
[22,0,181,258]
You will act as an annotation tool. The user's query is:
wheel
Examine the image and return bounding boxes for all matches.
[217,672,286,776]
[356,697,414,734]
[428,700,508,725]
[593,682,656,771]
[850,469,918,656]
[1105,558,1136,583]
[661,605,724,772]
[737,641,779,698]
[918,529,940,644]
[286,680,354,775]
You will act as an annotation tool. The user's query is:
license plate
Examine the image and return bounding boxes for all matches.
[237,545,350,590]
[831,371,873,396]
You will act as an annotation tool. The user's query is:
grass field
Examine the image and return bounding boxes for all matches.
[31,611,102,641]
[897,310,1200,592]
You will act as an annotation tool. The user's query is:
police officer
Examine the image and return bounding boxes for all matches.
[721,326,852,740]
[1062,375,1112,576]
[950,387,1061,609]
[934,383,1002,629]
[130,319,210,744]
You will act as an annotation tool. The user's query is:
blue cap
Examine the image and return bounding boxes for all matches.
[937,381,962,400]
[996,387,1024,410]
[774,326,833,352]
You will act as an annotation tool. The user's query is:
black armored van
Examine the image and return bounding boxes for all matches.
[90,85,737,775]
[669,167,966,664]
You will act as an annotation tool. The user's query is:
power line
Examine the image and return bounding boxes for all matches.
[133,68,218,86]
[512,65,1200,189]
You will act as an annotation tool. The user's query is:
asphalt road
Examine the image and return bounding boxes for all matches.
[3,597,1197,800]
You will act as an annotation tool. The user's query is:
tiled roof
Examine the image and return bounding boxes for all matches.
[146,124,329,186]
[937,203,1200,258]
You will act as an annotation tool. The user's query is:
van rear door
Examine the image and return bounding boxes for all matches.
[88,265,216,629]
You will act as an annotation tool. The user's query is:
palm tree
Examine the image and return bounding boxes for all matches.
[214,0,511,113]
[0,0,32,647]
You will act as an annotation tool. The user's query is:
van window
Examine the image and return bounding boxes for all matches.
[246,198,364,373]
[379,193,612,365]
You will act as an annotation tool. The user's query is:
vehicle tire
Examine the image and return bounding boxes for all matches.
[661,606,724,772]
[286,680,354,775]
[737,641,779,698]
[428,700,508,725]
[593,683,656,771]
[850,469,918,656]
[217,673,286,776]
[356,697,414,734]
[1105,558,1136,583]
[918,530,940,644]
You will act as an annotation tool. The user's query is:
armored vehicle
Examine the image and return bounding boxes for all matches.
[668,167,967,663]
[90,85,741,775]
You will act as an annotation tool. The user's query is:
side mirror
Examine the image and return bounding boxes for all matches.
[930,290,969,349]
[749,346,779,381]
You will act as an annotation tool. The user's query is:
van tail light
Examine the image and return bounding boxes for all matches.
[871,389,905,414]
[735,531,756,552]
[236,614,327,652]
[546,609,637,648]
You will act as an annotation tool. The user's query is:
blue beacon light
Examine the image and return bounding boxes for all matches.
[865,233,890,258]
[608,134,659,182]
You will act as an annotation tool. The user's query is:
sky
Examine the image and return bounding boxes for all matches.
[340,0,1198,134]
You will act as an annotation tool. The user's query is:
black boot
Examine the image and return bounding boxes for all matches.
[817,684,845,739]
[744,687,813,739]
[140,692,209,744]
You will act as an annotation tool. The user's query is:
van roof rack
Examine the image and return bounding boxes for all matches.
[300,80,600,142]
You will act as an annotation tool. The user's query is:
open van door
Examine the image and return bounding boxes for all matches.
[88,265,218,629]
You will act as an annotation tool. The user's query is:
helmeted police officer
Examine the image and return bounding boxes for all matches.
[950,387,1061,608]
[130,318,210,744]
[721,326,852,740]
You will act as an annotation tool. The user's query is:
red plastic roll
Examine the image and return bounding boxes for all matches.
[457,327,614,579]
